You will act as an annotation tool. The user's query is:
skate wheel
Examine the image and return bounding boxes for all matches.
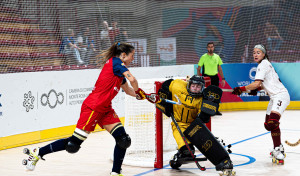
[272,158,276,163]
[23,148,30,155]
[22,159,27,165]
[284,153,286,158]
[232,171,236,176]
[223,170,229,175]
[169,160,182,169]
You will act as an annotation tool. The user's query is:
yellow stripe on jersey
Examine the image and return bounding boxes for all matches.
[83,111,94,130]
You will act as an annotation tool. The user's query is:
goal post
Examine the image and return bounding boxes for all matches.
[123,77,211,168]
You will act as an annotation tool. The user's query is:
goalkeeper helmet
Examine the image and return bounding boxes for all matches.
[187,75,205,97]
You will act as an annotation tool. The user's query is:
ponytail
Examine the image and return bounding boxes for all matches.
[95,42,134,68]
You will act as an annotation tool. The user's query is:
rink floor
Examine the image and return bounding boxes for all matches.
[0,110,299,176]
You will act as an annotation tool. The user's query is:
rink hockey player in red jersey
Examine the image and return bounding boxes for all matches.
[22,42,149,176]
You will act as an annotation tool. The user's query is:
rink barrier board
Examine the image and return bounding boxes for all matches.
[0,117,124,151]
[1,102,299,151]
[220,101,300,111]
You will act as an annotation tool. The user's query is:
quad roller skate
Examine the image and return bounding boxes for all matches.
[22,147,43,171]
[169,152,183,169]
[169,149,207,169]
[270,144,286,165]
[216,159,236,176]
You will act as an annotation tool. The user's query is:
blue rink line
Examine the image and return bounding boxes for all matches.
[133,131,270,176]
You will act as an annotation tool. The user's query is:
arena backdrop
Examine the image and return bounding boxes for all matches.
[0,0,299,74]
[1,0,300,149]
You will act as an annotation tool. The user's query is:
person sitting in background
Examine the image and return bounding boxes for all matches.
[77,27,96,64]
[100,21,112,51]
[264,21,283,51]
[59,28,84,65]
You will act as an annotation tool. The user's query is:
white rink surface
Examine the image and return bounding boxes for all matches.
[0,110,299,176]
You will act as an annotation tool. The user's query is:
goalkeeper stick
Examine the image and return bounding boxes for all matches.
[285,139,300,147]
[170,113,206,171]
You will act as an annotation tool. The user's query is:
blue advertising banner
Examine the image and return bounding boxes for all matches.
[195,63,300,102]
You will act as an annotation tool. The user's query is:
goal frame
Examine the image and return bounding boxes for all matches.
[154,77,212,168]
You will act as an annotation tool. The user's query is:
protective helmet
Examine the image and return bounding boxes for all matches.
[187,75,205,97]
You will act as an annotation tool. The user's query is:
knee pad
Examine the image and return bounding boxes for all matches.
[111,123,131,150]
[116,133,131,150]
[66,129,88,154]
[66,140,81,153]
[264,113,280,131]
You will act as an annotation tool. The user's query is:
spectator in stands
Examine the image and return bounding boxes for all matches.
[115,27,129,43]
[109,21,120,44]
[77,27,96,64]
[100,21,111,50]
[264,21,283,51]
[60,28,84,65]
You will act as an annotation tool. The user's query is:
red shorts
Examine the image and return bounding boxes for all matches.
[76,103,121,131]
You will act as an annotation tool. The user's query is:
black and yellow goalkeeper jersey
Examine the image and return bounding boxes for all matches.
[169,79,203,123]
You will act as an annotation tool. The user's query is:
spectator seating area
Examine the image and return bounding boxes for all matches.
[0,6,95,73]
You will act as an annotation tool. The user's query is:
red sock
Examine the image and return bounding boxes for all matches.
[269,113,281,148]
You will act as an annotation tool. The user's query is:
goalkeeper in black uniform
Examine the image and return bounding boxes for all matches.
[146,75,235,175]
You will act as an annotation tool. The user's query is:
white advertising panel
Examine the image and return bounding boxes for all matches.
[156,37,176,61]
[0,65,194,137]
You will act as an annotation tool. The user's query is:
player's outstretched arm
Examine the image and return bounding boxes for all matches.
[121,81,135,97]
[232,80,262,95]
[123,70,146,100]
[123,70,138,91]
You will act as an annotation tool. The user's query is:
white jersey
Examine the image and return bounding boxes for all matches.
[255,59,288,98]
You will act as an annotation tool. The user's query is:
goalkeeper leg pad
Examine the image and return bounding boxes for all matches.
[183,118,230,166]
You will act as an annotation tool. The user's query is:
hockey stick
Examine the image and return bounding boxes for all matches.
[285,139,300,147]
[170,113,206,171]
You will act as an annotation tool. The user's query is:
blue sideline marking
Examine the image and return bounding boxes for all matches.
[133,131,270,176]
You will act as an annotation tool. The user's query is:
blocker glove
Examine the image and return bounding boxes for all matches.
[135,88,146,100]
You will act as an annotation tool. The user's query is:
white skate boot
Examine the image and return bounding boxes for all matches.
[110,172,124,176]
[271,144,286,165]
[22,147,42,171]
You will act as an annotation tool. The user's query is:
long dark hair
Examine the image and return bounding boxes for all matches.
[96,42,135,67]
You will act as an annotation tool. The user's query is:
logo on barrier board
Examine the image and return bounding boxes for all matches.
[23,91,35,112]
[41,89,64,109]
[249,67,257,80]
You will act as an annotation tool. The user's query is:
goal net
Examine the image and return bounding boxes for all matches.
[123,77,211,168]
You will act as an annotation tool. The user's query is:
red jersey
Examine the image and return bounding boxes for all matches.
[83,57,128,112]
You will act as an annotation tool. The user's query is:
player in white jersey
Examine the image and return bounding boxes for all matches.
[232,44,290,164]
